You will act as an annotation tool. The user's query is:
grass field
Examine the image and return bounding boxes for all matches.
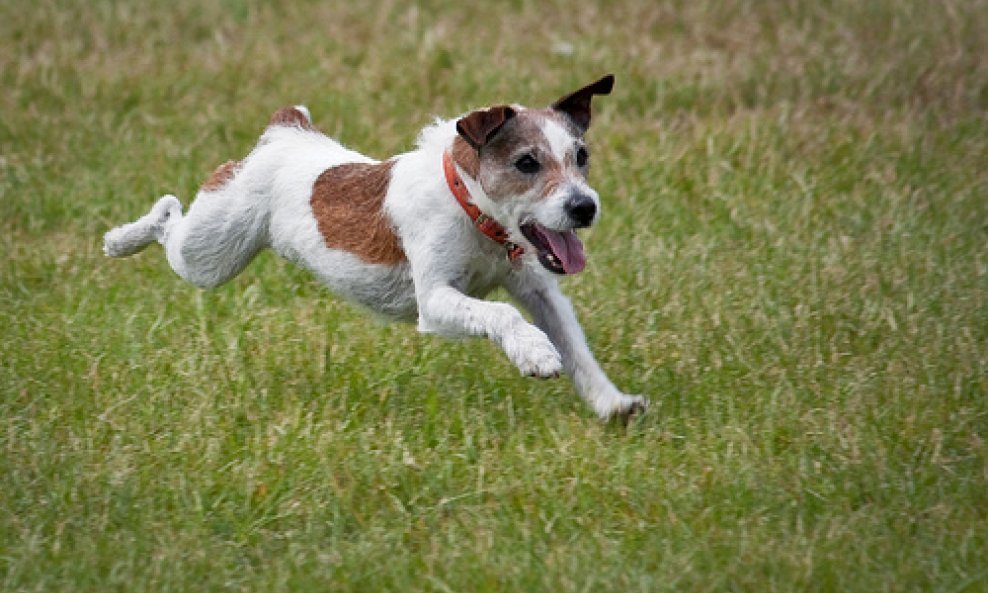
[2,0,986,591]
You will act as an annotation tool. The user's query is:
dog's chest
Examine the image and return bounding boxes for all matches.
[453,254,511,299]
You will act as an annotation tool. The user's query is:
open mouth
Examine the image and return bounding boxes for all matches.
[520,222,586,274]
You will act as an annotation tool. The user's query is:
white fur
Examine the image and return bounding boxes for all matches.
[104,107,646,420]
[541,117,575,160]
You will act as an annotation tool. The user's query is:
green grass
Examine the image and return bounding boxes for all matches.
[2,0,986,591]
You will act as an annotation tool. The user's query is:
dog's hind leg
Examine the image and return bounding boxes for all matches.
[163,188,271,288]
[104,166,270,289]
[104,105,318,288]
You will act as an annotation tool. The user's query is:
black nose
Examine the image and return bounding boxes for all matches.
[565,194,597,227]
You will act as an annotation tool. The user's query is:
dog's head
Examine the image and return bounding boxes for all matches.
[452,74,614,275]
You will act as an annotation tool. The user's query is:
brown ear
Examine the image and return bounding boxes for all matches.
[456,105,516,150]
[551,74,614,132]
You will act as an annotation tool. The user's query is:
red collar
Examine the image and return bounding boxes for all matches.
[443,150,525,263]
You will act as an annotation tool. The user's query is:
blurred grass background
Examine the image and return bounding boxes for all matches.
[1,0,986,591]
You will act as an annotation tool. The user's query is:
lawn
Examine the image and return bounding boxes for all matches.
[1,0,986,591]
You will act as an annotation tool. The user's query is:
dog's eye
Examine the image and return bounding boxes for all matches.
[514,154,540,174]
[576,147,589,168]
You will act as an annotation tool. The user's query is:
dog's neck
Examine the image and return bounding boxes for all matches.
[441,150,524,263]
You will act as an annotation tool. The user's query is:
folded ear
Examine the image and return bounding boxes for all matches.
[551,74,615,132]
[455,105,517,150]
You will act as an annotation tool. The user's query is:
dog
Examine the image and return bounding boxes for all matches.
[103,74,648,420]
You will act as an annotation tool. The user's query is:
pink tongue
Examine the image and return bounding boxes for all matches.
[541,227,586,274]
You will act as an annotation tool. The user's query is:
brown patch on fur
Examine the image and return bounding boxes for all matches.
[451,136,480,179]
[310,160,406,265]
[269,106,314,130]
[474,109,584,201]
[201,160,240,192]
[538,166,567,200]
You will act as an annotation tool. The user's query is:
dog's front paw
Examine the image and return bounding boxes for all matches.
[593,392,648,423]
[502,326,563,378]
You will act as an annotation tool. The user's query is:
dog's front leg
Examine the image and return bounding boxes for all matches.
[417,284,564,378]
[507,275,647,420]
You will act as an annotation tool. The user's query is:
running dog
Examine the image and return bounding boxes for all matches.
[104,74,648,420]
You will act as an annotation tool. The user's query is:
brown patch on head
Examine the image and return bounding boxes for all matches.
[451,135,480,179]
[472,108,586,202]
[201,160,240,192]
[268,106,314,131]
[537,167,567,200]
[310,160,406,265]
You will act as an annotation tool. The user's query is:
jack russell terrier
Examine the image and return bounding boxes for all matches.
[104,74,648,420]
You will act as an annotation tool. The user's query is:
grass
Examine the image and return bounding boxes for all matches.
[1,0,986,590]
